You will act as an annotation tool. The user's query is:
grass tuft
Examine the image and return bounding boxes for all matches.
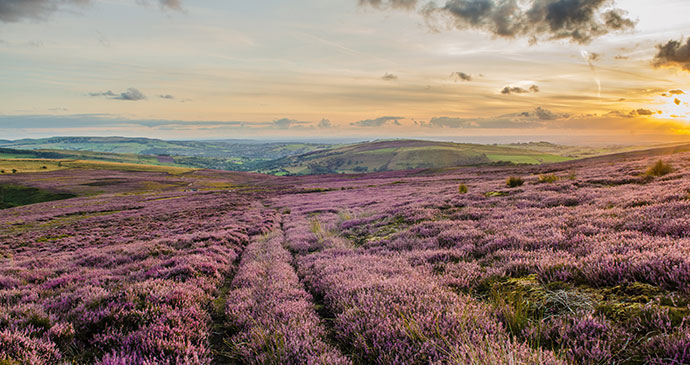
[645,160,673,178]
[506,176,524,188]
[458,184,468,194]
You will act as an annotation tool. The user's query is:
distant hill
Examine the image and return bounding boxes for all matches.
[6,137,676,176]
[0,136,333,161]
[256,140,573,175]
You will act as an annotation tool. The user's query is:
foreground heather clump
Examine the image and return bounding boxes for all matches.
[296,249,562,364]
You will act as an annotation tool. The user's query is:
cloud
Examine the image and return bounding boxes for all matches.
[350,116,403,127]
[669,89,685,95]
[654,38,690,72]
[159,0,182,10]
[89,90,116,97]
[159,94,175,99]
[586,52,601,62]
[382,73,398,81]
[362,0,634,44]
[501,85,539,95]
[418,106,683,131]
[526,106,568,120]
[89,88,146,101]
[675,98,682,106]
[115,88,146,101]
[422,117,478,128]
[359,0,417,10]
[271,118,310,129]
[631,108,655,116]
[451,72,472,81]
[0,0,180,23]
[317,119,333,128]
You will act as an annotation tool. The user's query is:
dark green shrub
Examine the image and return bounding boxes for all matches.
[506,176,524,188]
[11,169,17,174]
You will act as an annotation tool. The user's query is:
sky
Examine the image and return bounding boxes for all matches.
[0,0,690,144]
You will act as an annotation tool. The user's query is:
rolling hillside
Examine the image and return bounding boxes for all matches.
[257,140,573,175]
[0,137,332,161]
[6,137,681,176]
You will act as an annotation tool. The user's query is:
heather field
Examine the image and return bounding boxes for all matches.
[2,150,690,364]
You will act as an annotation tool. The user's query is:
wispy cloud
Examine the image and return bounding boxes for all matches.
[90,88,147,101]
[271,118,311,129]
[0,0,181,23]
[382,73,398,81]
[317,119,333,128]
[351,116,403,127]
[359,0,417,10]
[450,72,472,82]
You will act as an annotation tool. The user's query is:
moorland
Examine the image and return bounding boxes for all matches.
[1,140,690,364]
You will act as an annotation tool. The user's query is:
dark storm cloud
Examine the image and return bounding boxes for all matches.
[382,73,398,81]
[669,90,685,95]
[350,116,403,127]
[451,72,472,81]
[0,0,181,23]
[654,38,690,72]
[159,94,175,99]
[362,0,635,44]
[501,85,539,95]
[89,88,146,101]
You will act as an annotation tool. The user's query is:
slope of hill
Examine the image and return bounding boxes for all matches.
[258,139,573,175]
[0,136,332,161]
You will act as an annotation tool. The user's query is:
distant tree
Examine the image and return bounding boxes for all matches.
[41,166,48,170]
[506,176,524,188]
[11,169,17,174]
[0,170,4,174]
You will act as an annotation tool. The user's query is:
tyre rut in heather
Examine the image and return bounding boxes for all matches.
[209,251,245,364]
[218,217,352,364]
